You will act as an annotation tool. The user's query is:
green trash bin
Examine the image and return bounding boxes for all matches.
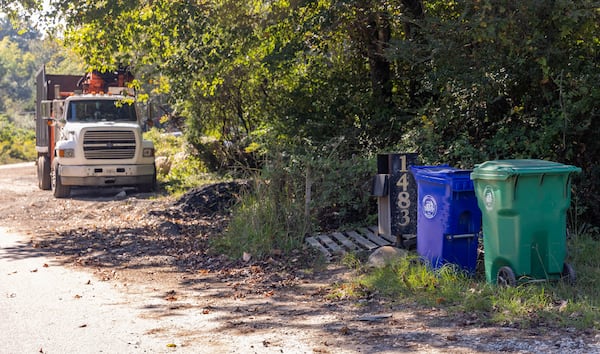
[470,159,581,285]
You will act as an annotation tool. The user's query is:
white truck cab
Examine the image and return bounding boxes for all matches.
[35,66,156,198]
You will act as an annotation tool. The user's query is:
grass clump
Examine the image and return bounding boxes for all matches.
[209,150,309,259]
[360,256,474,307]
[335,235,600,330]
[210,185,308,259]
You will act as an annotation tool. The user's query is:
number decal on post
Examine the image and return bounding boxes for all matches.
[397,191,411,208]
[396,173,409,190]
[399,155,407,172]
[399,209,410,226]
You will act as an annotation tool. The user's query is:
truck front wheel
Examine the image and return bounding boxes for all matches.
[138,171,157,193]
[37,155,51,190]
[52,162,71,198]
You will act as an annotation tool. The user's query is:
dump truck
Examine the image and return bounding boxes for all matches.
[35,65,156,198]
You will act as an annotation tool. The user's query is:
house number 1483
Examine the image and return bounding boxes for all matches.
[396,155,411,226]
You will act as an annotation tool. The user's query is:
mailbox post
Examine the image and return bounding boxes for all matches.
[372,153,418,248]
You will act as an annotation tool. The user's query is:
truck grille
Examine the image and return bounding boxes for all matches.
[83,130,136,159]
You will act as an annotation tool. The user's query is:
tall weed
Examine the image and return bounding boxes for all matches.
[212,173,308,259]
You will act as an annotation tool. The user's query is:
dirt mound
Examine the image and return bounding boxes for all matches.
[171,180,252,218]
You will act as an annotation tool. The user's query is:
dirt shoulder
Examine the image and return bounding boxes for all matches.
[0,162,598,353]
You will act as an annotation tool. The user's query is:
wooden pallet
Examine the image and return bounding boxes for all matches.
[305,226,396,259]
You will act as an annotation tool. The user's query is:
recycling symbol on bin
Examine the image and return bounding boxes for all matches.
[484,186,495,211]
[422,195,437,219]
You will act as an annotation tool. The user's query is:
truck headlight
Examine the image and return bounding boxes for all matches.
[58,148,75,158]
[142,147,155,157]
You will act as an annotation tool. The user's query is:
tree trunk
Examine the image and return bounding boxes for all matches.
[366,12,392,109]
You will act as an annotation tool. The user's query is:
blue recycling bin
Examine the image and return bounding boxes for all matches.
[410,166,482,273]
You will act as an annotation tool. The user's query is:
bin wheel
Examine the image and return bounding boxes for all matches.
[497,266,516,287]
[561,263,576,286]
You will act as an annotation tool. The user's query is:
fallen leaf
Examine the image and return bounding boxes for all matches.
[202,309,210,314]
[74,294,82,299]
[43,264,49,268]
[166,343,177,348]
[264,290,274,297]
[243,252,252,262]
[79,324,87,328]
[340,326,350,335]
[30,269,38,273]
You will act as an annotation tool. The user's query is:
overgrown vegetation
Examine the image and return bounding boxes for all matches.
[331,233,600,329]
[0,17,83,164]
[0,114,35,163]
[0,17,84,126]
[213,139,376,258]
[143,128,220,195]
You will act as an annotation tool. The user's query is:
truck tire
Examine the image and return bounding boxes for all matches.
[138,171,157,193]
[52,162,71,198]
[37,155,51,190]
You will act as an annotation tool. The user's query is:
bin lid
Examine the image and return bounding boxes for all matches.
[470,159,581,181]
[411,165,468,177]
[410,165,474,190]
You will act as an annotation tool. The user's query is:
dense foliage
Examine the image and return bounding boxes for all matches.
[0,17,38,120]
[0,16,84,162]
[3,1,600,229]
[0,114,35,163]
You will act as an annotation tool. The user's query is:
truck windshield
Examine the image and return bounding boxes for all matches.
[67,100,137,123]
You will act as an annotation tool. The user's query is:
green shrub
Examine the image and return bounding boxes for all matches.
[144,128,219,194]
[213,139,377,259]
[0,115,35,164]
